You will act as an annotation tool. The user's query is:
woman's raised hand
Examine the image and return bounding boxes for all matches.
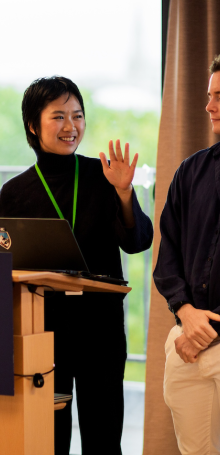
[99,139,138,191]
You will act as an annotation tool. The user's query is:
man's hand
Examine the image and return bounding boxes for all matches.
[174,333,201,363]
[176,304,220,349]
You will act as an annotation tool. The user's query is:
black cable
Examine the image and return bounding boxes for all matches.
[14,367,55,388]
[20,282,56,297]
[14,367,54,378]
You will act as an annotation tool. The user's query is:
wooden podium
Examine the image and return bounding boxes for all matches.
[0,271,131,455]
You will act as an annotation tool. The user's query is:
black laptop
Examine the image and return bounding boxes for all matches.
[0,218,127,285]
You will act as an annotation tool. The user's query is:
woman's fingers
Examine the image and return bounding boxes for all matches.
[109,140,133,165]
[130,152,139,171]
[108,140,117,161]
[105,140,137,185]
[123,143,130,166]
[99,152,109,172]
[115,139,124,162]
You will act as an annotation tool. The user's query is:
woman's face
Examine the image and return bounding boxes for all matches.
[33,94,85,155]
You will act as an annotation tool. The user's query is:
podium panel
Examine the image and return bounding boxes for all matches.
[0,333,54,455]
[0,282,54,455]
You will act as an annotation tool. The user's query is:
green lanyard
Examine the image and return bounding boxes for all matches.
[35,154,79,232]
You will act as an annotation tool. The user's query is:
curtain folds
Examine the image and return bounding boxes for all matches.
[143,1,220,453]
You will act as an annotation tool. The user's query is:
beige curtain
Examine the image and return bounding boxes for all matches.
[143,1,220,454]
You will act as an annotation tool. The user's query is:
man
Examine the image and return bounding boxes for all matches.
[154,55,220,455]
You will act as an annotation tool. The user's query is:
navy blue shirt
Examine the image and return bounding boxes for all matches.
[154,141,220,333]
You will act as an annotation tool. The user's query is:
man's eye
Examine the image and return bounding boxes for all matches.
[75,115,83,119]
[54,116,64,119]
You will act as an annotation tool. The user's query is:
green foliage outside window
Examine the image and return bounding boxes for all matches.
[0,87,159,167]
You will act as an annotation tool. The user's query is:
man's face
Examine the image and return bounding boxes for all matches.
[30,94,85,155]
[206,71,220,135]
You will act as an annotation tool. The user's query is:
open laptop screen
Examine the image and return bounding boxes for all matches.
[0,218,89,273]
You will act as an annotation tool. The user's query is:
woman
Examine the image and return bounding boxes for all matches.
[0,76,153,455]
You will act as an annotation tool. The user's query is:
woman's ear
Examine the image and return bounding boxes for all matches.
[29,123,36,135]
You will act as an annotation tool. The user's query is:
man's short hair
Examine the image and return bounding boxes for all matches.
[209,55,220,74]
[22,76,85,150]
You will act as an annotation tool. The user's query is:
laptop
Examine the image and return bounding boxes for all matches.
[0,218,128,286]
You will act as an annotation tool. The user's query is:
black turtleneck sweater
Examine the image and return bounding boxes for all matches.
[0,150,153,281]
[0,150,153,376]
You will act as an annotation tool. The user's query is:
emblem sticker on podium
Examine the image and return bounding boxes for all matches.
[0,227,11,250]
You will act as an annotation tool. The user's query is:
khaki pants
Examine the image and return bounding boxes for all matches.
[164,325,220,455]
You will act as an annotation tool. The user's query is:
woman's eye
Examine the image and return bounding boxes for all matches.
[75,115,83,119]
[54,116,64,119]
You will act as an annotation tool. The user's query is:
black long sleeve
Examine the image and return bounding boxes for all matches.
[0,152,153,280]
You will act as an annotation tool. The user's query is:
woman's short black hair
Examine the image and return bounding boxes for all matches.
[22,76,85,150]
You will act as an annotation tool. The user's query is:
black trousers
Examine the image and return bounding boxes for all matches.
[45,292,127,455]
